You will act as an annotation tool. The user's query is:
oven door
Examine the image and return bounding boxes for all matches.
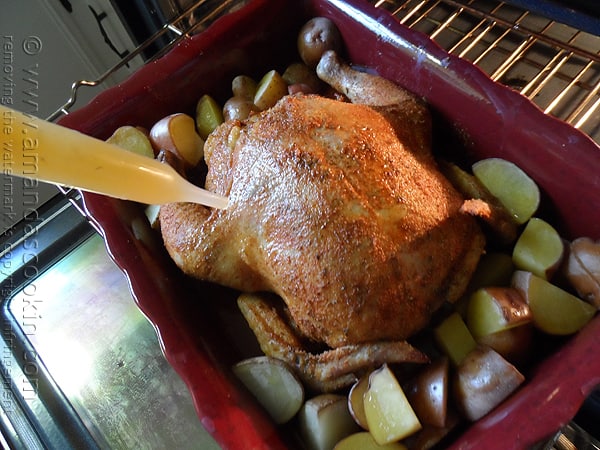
[0,194,220,449]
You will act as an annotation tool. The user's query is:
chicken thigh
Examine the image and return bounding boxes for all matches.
[159,52,485,351]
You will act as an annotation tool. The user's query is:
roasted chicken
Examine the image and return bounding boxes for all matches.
[159,51,485,388]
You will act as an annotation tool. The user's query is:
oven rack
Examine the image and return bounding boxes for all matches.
[51,1,600,448]
[375,0,600,143]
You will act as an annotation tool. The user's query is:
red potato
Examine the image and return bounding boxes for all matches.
[363,365,422,445]
[149,113,204,167]
[298,394,360,450]
[404,358,449,428]
[348,374,370,430]
[222,96,259,121]
[403,412,460,450]
[232,356,304,424]
[106,125,155,158]
[334,432,407,450]
[564,237,600,308]
[231,74,258,100]
[466,287,531,338]
[297,17,343,68]
[283,62,323,93]
[476,323,534,366]
[253,70,288,110]
[471,157,540,225]
[453,345,525,422]
[512,270,596,335]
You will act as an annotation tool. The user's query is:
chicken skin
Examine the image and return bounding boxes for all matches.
[159,52,485,350]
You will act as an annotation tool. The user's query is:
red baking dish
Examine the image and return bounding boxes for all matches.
[58,0,600,448]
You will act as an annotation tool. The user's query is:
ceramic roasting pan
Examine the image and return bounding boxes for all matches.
[58,0,600,448]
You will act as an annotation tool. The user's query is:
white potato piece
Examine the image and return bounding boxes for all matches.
[232,356,304,424]
[453,346,524,421]
[512,270,596,335]
[364,365,421,445]
[149,113,204,167]
[299,394,360,450]
[334,432,407,450]
[472,157,540,224]
[106,125,154,158]
[512,217,565,280]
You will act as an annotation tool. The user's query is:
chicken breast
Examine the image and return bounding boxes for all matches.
[159,57,485,348]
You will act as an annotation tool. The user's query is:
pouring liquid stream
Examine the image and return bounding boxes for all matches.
[0,105,228,209]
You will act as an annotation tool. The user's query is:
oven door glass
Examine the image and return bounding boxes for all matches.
[0,197,219,449]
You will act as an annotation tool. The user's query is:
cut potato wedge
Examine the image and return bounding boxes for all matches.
[404,358,449,428]
[472,157,540,224]
[476,323,533,365]
[466,287,531,338]
[149,113,204,167]
[299,394,360,450]
[433,312,477,366]
[439,160,518,245]
[254,70,288,110]
[403,412,460,450]
[512,270,596,335]
[453,346,524,421]
[106,125,155,158]
[564,237,600,308]
[232,356,304,424]
[512,217,564,280]
[195,94,223,140]
[364,365,421,445]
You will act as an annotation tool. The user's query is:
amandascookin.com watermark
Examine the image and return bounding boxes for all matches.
[2,33,45,408]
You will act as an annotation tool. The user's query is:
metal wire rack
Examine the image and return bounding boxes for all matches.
[373,0,600,142]
[53,2,600,446]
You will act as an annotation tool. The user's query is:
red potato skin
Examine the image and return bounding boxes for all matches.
[476,324,533,366]
[564,237,600,308]
[453,346,525,422]
[297,17,342,68]
[404,358,449,428]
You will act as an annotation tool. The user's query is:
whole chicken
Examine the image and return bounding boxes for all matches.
[159,52,485,354]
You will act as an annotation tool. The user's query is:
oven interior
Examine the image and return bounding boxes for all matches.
[1,1,599,449]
